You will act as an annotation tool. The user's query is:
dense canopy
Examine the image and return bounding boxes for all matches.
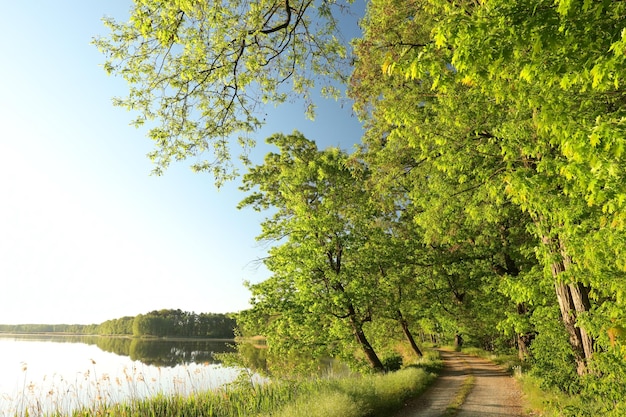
[100,0,626,413]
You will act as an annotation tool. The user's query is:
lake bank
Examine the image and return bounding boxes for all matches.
[0,334,240,415]
[62,350,442,417]
[0,332,235,342]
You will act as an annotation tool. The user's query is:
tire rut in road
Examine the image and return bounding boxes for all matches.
[456,354,523,417]
[394,350,469,417]
[394,350,523,417]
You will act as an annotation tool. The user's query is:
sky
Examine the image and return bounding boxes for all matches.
[0,2,365,324]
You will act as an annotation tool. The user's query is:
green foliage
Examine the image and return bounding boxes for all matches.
[131,309,236,338]
[381,353,403,372]
[92,0,626,409]
[0,310,236,339]
[239,132,391,372]
[527,306,580,394]
[0,323,99,334]
[98,316,134,335]
[94,0,352,182]
[348,0,626,403]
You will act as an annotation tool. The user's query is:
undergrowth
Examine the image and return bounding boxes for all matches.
[55,350,442,417]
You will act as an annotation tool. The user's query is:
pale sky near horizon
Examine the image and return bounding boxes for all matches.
[0,2,365,324]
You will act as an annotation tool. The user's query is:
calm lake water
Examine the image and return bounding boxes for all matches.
[0,334,245,416]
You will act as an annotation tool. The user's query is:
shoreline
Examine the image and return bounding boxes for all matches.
[0,332,235,342]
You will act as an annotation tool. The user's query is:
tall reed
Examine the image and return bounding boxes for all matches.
[7,351,441,417]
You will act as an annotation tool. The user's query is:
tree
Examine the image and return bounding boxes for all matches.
[130,309,236,338]
[350,0,540,353]
[350,0,626,387]
[239,131,387,372]
[361,219,425,358]
[94,0,354,183]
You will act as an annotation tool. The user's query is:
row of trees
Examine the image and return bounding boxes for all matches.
[235,131,531,375]
[96,0,626,412]
[131,309,236,338]
[347,0,626,406]
[0,323,93,333]
[0,310,236,339]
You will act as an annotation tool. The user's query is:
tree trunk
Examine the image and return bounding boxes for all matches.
[562,252,594,364]
[536,227,593,375]
[516,303,532,361]
[549,247,593,375]
[494,251,534,361]
[569,282,593,360]
[330,271,384,372]
[397,311,423,357]
[517,333,530,360]
[350,315,385,372]
[454,333,464,351]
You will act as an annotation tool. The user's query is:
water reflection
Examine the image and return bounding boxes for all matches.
[1,334,235,367]
[126,339,234,366]
[0,335,247,416]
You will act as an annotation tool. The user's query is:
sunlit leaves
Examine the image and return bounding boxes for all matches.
[348,0,626,383]
[238,132,389,370]
[94,0,352,183]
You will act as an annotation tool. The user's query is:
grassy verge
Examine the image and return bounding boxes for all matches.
[516,373,571,417]
[61,351,441,417]
[443,374,475,417]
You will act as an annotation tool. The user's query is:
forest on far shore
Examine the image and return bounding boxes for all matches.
[0,309,236,339]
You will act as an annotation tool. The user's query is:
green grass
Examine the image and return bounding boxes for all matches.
[264,367,436,417]
[443,374,475,417]
[51,351,442,417]
[516,373,567,417]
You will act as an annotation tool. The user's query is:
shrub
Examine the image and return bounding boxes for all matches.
[382,354,403,372]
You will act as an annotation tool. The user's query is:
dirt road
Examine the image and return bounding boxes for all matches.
[395,350,524,417]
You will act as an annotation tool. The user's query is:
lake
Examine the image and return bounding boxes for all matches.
[0,334,246,416]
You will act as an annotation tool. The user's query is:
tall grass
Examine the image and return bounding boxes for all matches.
[265,365,438,417]
[8,350,440,417]
[3,362,239,417]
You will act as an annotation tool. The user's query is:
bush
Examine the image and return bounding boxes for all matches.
[382,354,403,372]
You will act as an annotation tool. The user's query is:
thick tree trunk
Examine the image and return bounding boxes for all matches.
[562,253,594,363]
[517,333,530,360]
[397,311,423,357]
[548,240,593,375]
[329,259,384,372]
[569,282,593,360]
[553,279,588,374]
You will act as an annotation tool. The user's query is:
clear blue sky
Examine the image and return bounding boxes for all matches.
[0,2,365,324]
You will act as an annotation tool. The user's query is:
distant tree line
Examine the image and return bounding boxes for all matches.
[0,309,236,339]
[0,323,98,334]
[130,309,237,338]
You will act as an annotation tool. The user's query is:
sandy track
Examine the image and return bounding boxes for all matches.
[394,350,523,417]
[394,350,468,417]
